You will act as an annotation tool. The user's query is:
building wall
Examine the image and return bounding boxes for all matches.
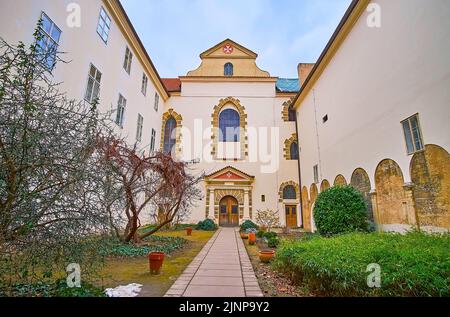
[0,0,165,152]
[296,0,450,232]
[165,80,300,225]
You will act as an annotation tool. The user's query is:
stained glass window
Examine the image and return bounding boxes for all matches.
[224,63,233,76]
[290,142,299,160]
[219,109,240,142]
[283,185,297,200]
[163,117,176,154]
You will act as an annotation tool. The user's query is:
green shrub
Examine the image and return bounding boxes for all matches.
[99,236,187,257]
[1,279,106,297]
[240,220,258,232]
[267,237,280,249]
[314,186,369,236]
[257,230,266,238]
[264,232,278,240]
[195,219,217,231]
[273,231,450,297]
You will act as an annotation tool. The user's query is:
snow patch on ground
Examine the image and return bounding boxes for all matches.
[105,283,143,297]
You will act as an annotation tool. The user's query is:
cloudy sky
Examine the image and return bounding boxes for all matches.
[120,0,352,78]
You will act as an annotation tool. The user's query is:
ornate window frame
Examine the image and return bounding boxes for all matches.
[281,97,296,122]
[160,108,183,156]
[211,97,248,160]
[278,181,300,203]
[284,133,298,160]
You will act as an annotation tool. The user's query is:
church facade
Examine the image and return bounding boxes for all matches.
[1,0,449,232]
[159,39,303,227]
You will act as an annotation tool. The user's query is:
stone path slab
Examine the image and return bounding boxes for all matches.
[164,227,263,297]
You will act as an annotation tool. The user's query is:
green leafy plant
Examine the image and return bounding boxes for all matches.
[314,186,369,236]
[99,236,187,257]
[195,219,217,231]
[257,230,266,238]
[240,220,258,232]
[1,279,106,297]
[264,232,278,240]
[273,231,450,297]
[267,236,280,248]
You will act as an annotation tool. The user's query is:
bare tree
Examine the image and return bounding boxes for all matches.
[0,30,114,285]
[255,209,280,232]
[96,136,202,243]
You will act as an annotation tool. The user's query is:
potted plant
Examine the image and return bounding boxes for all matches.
[186,227,193,236]
[248,232,256,245]
[240,232,249,239]
[259,249,275,263]
[149,252,165,275]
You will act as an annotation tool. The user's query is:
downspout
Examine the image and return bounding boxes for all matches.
[294,109,304,229]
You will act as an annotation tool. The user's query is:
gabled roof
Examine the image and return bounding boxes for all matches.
[200,39,258,59]
[276,78,300,93]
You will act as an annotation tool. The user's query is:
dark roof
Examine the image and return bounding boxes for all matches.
[276,78,300,93]
[161,78,181,92]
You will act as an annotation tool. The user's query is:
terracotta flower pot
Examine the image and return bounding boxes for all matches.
[240,232,248,239]
[186,227,193,236]
[259,250,275,263]
[248,232,256,245]
[149,252,165,275]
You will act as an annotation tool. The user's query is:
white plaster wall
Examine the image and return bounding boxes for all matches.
[297,0,450,195]
[0,0,164,152]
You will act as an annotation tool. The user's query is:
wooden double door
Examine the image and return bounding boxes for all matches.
[285,205,298,228]
[219,196,239,227]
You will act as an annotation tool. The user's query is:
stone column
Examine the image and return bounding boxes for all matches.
[208,189,215,221]
[403,182,419,230]
[369,190,381,232]
[243,189,250,220]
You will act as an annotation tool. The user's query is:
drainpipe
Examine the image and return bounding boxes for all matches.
[294,110,304,229]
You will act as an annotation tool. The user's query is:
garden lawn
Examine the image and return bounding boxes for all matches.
[97,230,215,297]
[274,231,450,297]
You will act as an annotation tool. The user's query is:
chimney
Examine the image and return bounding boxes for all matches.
[298,63,315,87]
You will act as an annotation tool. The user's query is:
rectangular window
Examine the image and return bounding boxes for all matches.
[402,114,424,154]
[123,47,133,74]
[97,7,111,43]
[115,94,126,128]
[136,114,144,142]
[36,12,61,70]
[150,129,156,152]
[261,195,265,202]
[141,73,148,96]
[313,165,319,184]
[154,93,159,112]
[84,64,102,104]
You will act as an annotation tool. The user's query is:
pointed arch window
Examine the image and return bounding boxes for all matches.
[224,63,233,76]
[163,116,177,154]
[219,109,240,142]
[290,142,299,160]
[283,185,297,200]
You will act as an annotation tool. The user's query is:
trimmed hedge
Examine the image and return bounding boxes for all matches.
[314,186,369,236]
[273,232,450,297]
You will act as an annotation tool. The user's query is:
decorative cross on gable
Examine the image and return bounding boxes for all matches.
[223,44,234,54]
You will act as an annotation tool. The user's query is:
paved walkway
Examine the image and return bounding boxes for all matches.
[165,227,263,297]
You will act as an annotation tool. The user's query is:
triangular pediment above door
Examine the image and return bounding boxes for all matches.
[205,166,255,184]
